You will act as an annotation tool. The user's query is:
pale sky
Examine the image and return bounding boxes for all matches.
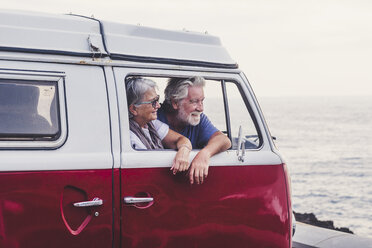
[2,0,372,97]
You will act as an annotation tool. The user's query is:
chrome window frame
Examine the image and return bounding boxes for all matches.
[0,70,67,149]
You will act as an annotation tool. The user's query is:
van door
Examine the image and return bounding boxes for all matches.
[114,68,291,248]
[0,62,113,248]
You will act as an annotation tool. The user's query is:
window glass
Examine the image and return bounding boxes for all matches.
[203,79,227,133]
[225,82,260,149]
[0,79,60,141]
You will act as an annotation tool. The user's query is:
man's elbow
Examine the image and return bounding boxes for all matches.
[213,132,231,152]
[221,135,232,151]
[207,132,231,153]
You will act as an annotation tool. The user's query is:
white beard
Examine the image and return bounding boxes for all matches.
[178,104,201,126]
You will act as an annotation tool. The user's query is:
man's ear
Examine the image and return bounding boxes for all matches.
[129,104,138,116]
[171,99,179,110]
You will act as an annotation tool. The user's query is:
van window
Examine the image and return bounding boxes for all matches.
[125,76,260,150]
[0,79,60,141]
[203,79,227,133]
[225,81,260,149]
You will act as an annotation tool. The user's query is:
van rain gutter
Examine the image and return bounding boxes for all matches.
[0,46,106,59]
[109,54,239,69]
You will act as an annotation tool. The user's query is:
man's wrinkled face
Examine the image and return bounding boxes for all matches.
[177,86,204,126]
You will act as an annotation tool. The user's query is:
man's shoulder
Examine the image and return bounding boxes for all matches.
[199,113,214,126]
[200,112,209,120]
[184,113,216,133]
[198,113,218,135]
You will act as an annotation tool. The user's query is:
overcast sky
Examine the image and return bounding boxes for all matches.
[2,0,372,97]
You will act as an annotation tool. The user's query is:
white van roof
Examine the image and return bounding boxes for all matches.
[0,10,237,68]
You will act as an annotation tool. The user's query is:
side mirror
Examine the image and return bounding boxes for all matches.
[236,126,246,162]
[236,125,243,156]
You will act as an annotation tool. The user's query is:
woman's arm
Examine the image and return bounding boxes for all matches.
[162,129,192,175]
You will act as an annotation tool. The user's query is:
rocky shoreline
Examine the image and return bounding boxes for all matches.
[294,212,354,234]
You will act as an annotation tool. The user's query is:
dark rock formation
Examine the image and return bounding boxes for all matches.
[294,212,354,234]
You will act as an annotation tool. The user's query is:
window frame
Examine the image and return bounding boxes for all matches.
[122,72,263,152]
[0,70,67,149]
[222,79,263,149]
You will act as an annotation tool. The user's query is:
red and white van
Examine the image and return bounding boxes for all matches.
[0,10,293,248]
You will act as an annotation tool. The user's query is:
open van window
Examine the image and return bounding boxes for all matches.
[0,79,60,141]
[125,76,260,151]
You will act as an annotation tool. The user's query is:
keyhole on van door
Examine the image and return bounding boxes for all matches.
[123,192,154,209]
[61,186,94,235]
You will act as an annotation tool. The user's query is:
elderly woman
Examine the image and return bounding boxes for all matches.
[127,77,192,174]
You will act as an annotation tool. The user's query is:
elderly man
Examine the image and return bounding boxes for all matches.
[157,76,231,184]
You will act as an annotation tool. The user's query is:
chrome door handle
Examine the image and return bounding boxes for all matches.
[123,197,154,204]
[73,197,103,207]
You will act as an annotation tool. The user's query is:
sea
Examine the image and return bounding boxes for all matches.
[257,95,372,238]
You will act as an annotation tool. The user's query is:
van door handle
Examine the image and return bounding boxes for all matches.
[123,197,154,204]
[73,197,103,207]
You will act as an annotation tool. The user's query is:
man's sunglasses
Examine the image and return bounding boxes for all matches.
[135,95,160,108]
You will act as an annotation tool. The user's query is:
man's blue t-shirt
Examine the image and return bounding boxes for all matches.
[157,106,218,149]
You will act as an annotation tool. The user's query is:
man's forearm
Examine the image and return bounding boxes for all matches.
[203,132,231,156]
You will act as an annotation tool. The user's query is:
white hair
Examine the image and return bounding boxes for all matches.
[126,77,157,106]
[126,77,157,118]
[164,76,205,104]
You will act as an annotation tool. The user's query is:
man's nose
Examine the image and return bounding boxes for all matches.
[195,101,203,112]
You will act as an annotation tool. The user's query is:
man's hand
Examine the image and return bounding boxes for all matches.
[188,131,231,184]
[188,149,211,184]
[171,146,191,175]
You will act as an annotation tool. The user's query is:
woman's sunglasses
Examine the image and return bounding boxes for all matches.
[135,95,160,108]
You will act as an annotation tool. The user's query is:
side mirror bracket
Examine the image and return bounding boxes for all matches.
[236,126,246,162]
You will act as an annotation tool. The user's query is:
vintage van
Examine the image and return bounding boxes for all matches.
[0,10,293,248]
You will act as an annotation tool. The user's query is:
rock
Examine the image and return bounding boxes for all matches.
[294,212,354,234]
